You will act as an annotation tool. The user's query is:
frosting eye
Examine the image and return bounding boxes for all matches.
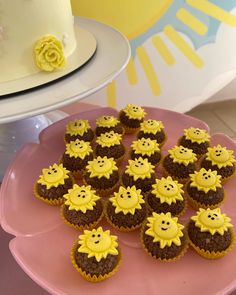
[162,220,165,224]
[48,172,51,175]
[92,234,95,238]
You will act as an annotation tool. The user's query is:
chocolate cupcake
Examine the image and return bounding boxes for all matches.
[95,115,124,136]
[71,227,121,282]
[147,176,185,217]
[141,212,188,261]
[34,163,74,205]
[105,186,147,231]
[188,208,235,259]
[64,119,94,143]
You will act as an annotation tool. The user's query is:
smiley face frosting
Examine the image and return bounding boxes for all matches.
[140,119,164,134]
[63,184,100,213]
[131,138,160,156]
[145,212,184,248]
[191,208,233,235]
[86,156,118,179]
[37,163,70,189]
[110,186,145,215]
[65,139,93,159]
[66,119,91,136]
[189,168,222,193]
[169,145,197,165]
[96,131,122,147]
[123,104,146,120]
[184,127,210,144]
[125,157,155,180]
[151,176,184,205]
[78,227,119,262]
[206,144,236,168]
[96,115,120,127]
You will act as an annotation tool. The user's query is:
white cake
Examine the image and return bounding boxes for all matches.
[0,0,77,83]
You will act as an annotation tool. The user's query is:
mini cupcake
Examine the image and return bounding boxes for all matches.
[137,119,167,146]
[186,168,225,210]
[95,131,125,164]
[121,157,156,194]
[105,186,147,231]
[119,104,146,133]
[141,212,188,261]
[61,139,94,178]
[200,144,236,183]
[34,163,74,205]
[188,208,235,259]
[64,119,94,143]
[71,227,121,282]
[61,184,103,230]
[95,115,124,136]
[162,145,197,183]
[147,176,185,217]
[83,156,119,197]
[130,137,161,166]
[178,127,210,158]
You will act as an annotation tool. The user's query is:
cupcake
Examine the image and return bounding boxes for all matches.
[95,131,125,164]
[105,186,147,231]
[188,208,235,259]
[121,157,156,194]
[162,145,198,183]
[137,119,167,146]
[119,104,146,133]
[61,184,103,230]
[34,163,74,205]
[64,119,94,143]
[200,144,236,183]
[71,227,121,282]
[178,127,210,158]
[186,168,225,210]
[83,156,120,197]
[95,115,124,136]
[147,176,185,217]
[130,137,161,166]
[61,139,94,178]
[141,212,188,261]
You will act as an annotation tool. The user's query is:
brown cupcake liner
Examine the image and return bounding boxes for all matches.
[162,167,190,184]
[33,183,65,206]
[121,124,140,134]
[83,177,120,198]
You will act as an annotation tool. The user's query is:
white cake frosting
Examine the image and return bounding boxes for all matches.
[0,0,77,83]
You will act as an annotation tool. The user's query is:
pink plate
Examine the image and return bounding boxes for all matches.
[1,106,236,295]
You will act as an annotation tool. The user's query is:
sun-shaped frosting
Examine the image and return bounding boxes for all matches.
[125,157,155,180]
[131,138,160,156]
[63,184,100,213]
[96,131,122,147]
[169,145,197,165]
[191,208,233,235]
[65,139,93,159]
[66,119,91,136]
[96,115,120,127]
[184,127,210,144]
[37,163,70,189]
[140,119,164,134]
[205,144,236,168]
[189,168,222,193]
[86,156,118,179]
[151,176,184,205]
[145,212,184,248]
[123,104,146,120]
[110,186,145,215]
[78,227,119,262]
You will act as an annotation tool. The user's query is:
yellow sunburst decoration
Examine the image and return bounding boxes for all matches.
[184,127,210,144]
[140,119,164,134]
[125,157,155,181]
[37,163,70,189]
[96,131,122,148]
[96,115,120,128]
[66,119,91,136]
[65,139,93,159]
[206,144,236,168]
[131,137,160,156]
[145,212,184,248]
[191,208,233,235]
[169,145,197,165]
[86,156,118,179]
[123,104,146,120]
[78,227,119,262]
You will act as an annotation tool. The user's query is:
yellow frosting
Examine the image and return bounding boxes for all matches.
[96,115,120,128]
[145,212,184,248]
[96,131,122,148]
[140,119,164,134]
[205,144,236,168]
[34,35,65,72]
[110,186,145,215]
[37,163,70,189]
[66,119,91,136]
[151,176,184,205]
[169,145,197,166]
[65,139,93,159]
[189,168,222,193]
[131,138,160,156]
[63,184,100,213]
[184,127,210,144]
[78,227,119,262]
[86,156,118,179]
[123,104,146,120]
[125,157,155,180]
[191,208,233,235]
